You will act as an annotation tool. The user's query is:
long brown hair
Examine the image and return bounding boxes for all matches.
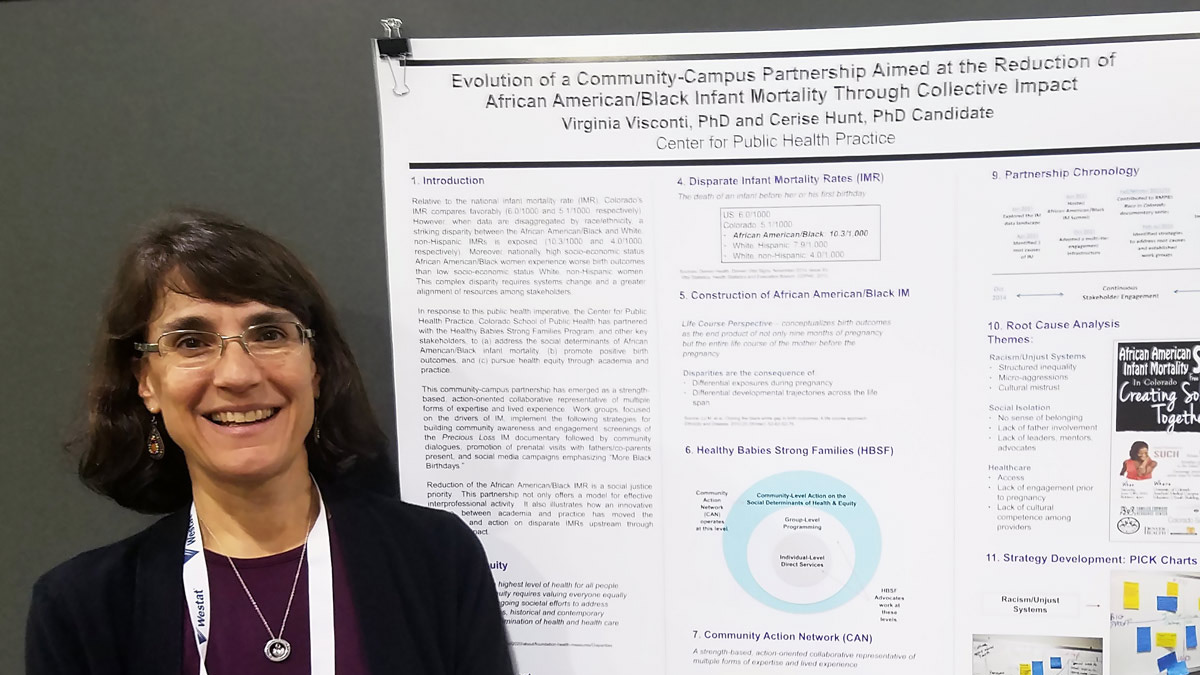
[74,208,393,513]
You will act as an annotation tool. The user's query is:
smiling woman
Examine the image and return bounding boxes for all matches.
[26,209,516,675]
[75,211,384,514]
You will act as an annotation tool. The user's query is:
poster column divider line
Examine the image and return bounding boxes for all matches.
[951,168,963,660]
[647,188,673,672]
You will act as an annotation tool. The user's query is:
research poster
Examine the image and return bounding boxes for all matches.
[373,12,1200,675]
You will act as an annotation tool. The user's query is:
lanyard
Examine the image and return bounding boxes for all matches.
[183,487,335,674]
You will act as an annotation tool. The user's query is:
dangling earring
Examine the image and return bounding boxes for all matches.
[312,392,321,443]
[147,414,165,460]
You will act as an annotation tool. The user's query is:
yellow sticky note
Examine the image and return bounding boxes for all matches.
[1124,581,1140,609]
[1168,582,1180,597]
[1157,632,1178,649]
[1020,664,1032,675]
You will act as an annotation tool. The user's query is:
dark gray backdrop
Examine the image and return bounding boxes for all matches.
[1,0,1193,669]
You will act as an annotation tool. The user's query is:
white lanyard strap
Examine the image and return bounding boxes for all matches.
[183,486,335,675]
[183,509,213,667]
[307,490,335,674]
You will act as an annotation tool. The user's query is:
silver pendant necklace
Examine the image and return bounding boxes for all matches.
[200,519,311,663]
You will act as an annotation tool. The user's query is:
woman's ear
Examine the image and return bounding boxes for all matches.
[135,358,161,413]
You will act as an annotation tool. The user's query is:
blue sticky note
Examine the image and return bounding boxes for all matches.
[1138,626,1153,652]
[1188,625,1197,649]
[1159,595,1180,612]
[1050,657,1062,669]
[1032,661,1043,675]
[1158,651,1178,671]
[1167,661,1188,675]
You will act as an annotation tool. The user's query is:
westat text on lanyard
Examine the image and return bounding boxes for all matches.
[183,490,335,674]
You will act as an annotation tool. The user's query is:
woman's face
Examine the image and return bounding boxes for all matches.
[1138,447,1149,460]
[135,290,319,487]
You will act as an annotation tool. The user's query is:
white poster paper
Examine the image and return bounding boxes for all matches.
[374,12,1200,675]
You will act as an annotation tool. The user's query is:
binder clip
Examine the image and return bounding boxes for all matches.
[378,18,412,96]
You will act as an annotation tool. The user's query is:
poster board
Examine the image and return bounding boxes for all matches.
[373,11,1200,674]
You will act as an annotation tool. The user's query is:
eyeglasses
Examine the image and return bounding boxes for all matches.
[134,322,315,369]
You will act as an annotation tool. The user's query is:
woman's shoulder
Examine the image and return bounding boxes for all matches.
[324,484,482,558]
[34,510,186,597]
[330,485,471,533]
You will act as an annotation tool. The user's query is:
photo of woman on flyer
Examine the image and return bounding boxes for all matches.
[1119,441,1156,480]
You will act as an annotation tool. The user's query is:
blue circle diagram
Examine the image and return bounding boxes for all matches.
[723,471,881,613]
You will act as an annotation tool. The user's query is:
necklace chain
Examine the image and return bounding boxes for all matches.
[198,518,311,643]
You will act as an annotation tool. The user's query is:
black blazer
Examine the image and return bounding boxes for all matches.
[26,485,516,675]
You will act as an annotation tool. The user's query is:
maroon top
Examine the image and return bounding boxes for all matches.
[182,525,368,674]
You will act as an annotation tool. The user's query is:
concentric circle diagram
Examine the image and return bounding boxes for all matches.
[723,471,881,613]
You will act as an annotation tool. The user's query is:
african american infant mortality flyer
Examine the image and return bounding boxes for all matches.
[373,12,1200,675]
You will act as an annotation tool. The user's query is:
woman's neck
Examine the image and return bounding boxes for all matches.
[191,464,318,558]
